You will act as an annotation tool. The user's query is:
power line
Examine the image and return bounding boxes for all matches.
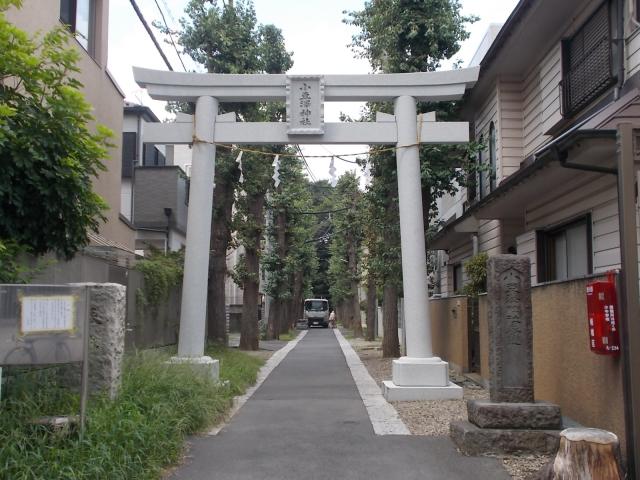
[296,144,316,182]
[153,0,187,72]
[129,0,174,71]
[290,206,349,216]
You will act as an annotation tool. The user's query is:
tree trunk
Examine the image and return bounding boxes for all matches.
[280,297,292,334]
[207,172,235,344]
[239,194,265,351]
[365,274,376,341]
[549,428,623,480]
[382,283,400,357]
[335,303,344,328]
[343,302,350,329]
[289,269,303,330]
[266,298,280,340]
[351,282,363,337]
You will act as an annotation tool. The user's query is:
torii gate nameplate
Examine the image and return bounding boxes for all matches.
[286,75,324,135]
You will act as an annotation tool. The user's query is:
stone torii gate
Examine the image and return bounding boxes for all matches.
[134,66,479,400]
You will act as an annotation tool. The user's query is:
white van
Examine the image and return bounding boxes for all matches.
[303,298,329,328]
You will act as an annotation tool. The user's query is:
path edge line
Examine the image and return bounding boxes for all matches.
[334,329,411,436]
[208,330,308,435]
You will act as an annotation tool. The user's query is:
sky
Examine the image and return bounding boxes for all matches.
[108,0,520,182]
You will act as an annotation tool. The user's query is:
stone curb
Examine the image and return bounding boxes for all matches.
[334,329,410,436]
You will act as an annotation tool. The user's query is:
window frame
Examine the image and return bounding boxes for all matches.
[121,131,137,179]
[536,214,593,283]
[452,263,464,294]
[59,0,96,58]
[560,0,616,119]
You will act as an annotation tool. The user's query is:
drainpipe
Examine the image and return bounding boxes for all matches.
[614,0,625,100]
[472,234,479,256]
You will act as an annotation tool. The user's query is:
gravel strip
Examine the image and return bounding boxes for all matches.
[350,338,552,480]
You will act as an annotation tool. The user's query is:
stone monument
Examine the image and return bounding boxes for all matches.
[450,255,563,455]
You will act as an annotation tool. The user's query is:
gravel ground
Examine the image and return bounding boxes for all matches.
[350,338,552,480]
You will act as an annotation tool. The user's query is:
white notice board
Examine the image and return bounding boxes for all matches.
[20,295,75,334]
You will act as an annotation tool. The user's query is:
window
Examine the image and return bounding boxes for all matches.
[478,134,485,199]
[304,300,328,312]
[489,122,497,192]
[537,216,592,282]
[143,144,166,167]
[121,132,137,178]
[453,263,463,294]
[561,1,615,118]
[60,0,95,55]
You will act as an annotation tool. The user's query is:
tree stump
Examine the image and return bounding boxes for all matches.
[551,428,623,479]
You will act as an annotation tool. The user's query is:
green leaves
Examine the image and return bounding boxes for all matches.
[345,0,477,73]
[0,7,110,259]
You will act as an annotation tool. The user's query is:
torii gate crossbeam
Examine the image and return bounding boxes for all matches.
[134,67,479,401]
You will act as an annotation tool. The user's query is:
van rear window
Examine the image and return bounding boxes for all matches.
[304,300,328,311]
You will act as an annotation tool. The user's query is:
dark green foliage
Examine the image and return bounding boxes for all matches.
[262,155,317,303]
[345,0,476,73]
[462,252,488,297]
[134,248,185,306]
[0,1,111,259]
[328,173,363,305]
[0,239,46,283]
[0,346,263,479]
[309,180,334,300]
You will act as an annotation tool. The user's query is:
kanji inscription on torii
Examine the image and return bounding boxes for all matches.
[286,75,324,134]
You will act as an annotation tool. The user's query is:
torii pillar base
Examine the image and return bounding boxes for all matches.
[382,357,462,401]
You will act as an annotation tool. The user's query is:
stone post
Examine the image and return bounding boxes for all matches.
[486,255,534,402]
[173,95,219,379]
[382,96,462,401]
[87,283,126,399]
[450,255,562,455]
[68,282,126,399]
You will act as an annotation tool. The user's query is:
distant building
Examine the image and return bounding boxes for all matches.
[122,102,188,254]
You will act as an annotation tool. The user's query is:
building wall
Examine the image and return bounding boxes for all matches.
[120,178,132,220]
[429,295,469,373]
[133,167,185,230]
[6,0,135,250]
[531,276,626,449]
[496,78,524,179]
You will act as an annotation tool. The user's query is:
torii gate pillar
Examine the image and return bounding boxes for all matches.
[382,96,462,400]
[169,95,220,380]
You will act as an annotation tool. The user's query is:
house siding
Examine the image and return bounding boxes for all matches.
[496,79,524,179]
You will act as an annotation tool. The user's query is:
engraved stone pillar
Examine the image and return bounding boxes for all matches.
[450,255,562,456]
[487,255,534,402]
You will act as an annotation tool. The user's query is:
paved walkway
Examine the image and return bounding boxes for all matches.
[168,329,510,480]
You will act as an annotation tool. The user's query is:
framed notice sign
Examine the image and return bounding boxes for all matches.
[20,295,75,334]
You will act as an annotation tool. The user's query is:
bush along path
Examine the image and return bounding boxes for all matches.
[0,344,263,479]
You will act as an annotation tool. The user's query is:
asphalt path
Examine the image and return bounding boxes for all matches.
[168,328,510,480]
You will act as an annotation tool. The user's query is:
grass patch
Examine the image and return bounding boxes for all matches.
[0,344,263,479]
[278,330,299,342]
